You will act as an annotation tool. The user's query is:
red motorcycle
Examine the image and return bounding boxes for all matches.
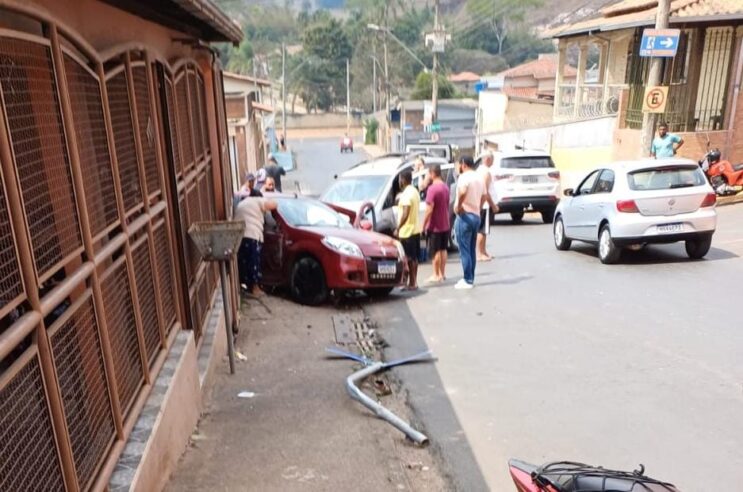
[699,149,743,195]
[509,459,681,492]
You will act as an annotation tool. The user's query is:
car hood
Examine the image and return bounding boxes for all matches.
[325,200,366,214]
[300,226,400,258]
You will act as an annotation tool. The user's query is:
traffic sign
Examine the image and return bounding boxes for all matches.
[642,86,669,113]
[423,121,441,133]
[639,28,680,57]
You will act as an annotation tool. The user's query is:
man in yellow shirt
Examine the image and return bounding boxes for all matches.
[394,169,421,290]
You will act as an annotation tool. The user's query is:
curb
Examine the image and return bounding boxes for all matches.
[718,193,743,207]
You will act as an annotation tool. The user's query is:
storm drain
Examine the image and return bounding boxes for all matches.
[331,314,385,359]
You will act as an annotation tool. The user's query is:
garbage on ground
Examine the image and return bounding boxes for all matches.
[235,351,248,361]
[326,346,435,445]
[237,391,256,398]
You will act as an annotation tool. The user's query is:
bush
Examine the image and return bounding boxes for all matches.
[364,118,379,145]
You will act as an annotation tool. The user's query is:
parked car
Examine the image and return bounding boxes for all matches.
[553,159,717,264]
[321,154,449,236]
[340,135,354,153]
[485,150,561,224]
[412,163,458,249]
[261,195,406,304]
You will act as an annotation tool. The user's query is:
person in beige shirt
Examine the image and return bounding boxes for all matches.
[453,155,486,289]
[476,151,500,261]
[233,196,277,295]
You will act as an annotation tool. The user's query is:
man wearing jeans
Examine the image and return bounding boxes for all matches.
[453,155,486,289]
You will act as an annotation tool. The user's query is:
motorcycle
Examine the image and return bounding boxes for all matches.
[699,149,743,196]
[509,459,681,492]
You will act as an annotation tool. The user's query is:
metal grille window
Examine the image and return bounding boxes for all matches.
[189,71,205,159]
[49,293,115,491]
[107,69,144,214]
[0,349,66,492]
[132,64,161,199]
[131,235,161,365]
[625,26,735,131]
[164,78,182,179]
[0,37,83,283]
[175,74,195,173]
[0,169,23,317]
[153,219,177,332]
[64,53,119,240]
[100,257,143,415]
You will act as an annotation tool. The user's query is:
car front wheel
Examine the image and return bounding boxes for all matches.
[685,236,712,260]
[553,216,571,251]
[598,225,622,264]
[290,256,328,305]
[510,211,524,223]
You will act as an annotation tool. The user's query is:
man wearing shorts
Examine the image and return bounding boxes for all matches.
[422,164,450,283]
[395,170,421,291]
[476,151,499,261]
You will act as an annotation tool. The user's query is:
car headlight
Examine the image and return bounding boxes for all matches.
[393,240,405,259]
[322,236,364,258]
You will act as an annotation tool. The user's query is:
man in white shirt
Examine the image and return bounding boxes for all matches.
[234,197,277,296]
[475,151,499,261]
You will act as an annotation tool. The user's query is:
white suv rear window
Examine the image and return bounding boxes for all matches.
[500,157,555,169]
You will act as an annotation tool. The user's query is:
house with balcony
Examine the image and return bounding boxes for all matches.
[482,0,743,187]
[547,0,743,163]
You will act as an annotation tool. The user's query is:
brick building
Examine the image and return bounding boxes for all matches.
[0,1,242,490]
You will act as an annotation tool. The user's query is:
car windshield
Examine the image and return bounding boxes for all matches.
[501,156,555,169]
[277,199,351,229]
[322,176,387,203]
[628,166,706,190]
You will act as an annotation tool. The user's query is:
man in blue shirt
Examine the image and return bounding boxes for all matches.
[650,122,684,158]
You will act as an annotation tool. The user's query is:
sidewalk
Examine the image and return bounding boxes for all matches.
[362,143,386,158]
[167,295,446,491]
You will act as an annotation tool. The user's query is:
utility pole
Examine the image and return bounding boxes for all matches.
[346,57,351,134]
[383,3,390,150]
[372,45,377,113]
[281,43,287,145]
[641,0,671,156]
[431,0,440,124]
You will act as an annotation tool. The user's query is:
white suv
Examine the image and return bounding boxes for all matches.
[487,150,561,224]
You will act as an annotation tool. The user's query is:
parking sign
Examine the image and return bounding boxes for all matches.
[640,28,680,57]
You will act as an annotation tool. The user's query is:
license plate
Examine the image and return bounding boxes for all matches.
[377,262,397,275]
[657,223,683,233]
[522,176,538,184]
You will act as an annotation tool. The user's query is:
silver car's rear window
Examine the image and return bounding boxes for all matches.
[627,165,706,190]
[500,157,555,169]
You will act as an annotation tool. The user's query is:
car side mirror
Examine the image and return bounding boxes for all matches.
[359,219,373,231]
[564,188,575,197]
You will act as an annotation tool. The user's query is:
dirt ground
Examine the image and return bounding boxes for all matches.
[166,294,448,492]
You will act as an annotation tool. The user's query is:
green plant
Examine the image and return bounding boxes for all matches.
[364,118,379,145]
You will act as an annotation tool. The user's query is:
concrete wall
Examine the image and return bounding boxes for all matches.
[403,105,477,150]
[285,112,363,129]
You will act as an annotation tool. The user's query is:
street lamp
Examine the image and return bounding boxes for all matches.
[366,23,430,73]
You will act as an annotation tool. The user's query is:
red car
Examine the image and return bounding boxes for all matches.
[261,195,406,305]
[340,135,353,153]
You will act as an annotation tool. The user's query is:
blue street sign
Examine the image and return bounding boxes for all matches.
[639,28,681,57]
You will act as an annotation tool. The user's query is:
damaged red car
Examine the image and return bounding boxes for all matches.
[260,195,406,305]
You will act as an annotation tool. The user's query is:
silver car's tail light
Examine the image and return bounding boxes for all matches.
[616,199,640,213]
[701,192,717,207]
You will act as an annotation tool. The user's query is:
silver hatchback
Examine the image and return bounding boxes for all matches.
[553,159,717,264]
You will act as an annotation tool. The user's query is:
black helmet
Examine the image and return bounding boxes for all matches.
[708,149,721,163]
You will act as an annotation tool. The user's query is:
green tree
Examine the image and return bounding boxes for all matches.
[298,18,353,111]
[225,38,254,74]
[411,72,456,100]
[465,0,542,55]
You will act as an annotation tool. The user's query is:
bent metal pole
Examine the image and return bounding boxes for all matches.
[345,362,429,445]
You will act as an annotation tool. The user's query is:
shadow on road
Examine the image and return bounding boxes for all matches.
[362,295,491,492]
[569,243,738,264]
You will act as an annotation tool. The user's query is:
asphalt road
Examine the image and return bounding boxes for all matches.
[289,137,743,492]
[284,136,363,197]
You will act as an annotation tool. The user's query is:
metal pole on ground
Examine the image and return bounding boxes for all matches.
[431,0,440,123]
[282,42,287,145]
[346,57,351,134]
[640,0,671,156]
[220,262,235,374]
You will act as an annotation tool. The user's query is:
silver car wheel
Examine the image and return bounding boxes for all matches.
[599,229,611,259]
[554,220,564,246]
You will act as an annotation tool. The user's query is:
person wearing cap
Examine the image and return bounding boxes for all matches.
[232,173,263,214]
[239,173,263,198]
[264,154,286,192]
